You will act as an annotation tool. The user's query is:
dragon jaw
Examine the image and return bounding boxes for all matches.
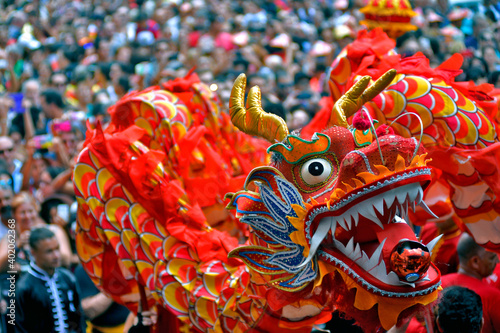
[299,165,441,296]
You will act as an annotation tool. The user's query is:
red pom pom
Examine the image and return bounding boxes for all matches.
[352,111,372,131]
[375,124,395,137]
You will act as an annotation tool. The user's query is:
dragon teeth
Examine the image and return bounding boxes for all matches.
[344,216,352,231]
[352,212,360,227]
[352,243,362,261]
[337,216,348,231]
[426,234,443,255]
[418,200,438,218]
[298,218,331,268]
[345,237,354,254]
[365,238,386,271]
[373,199,385,216]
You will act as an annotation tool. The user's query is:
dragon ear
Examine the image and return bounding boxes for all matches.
[229,74,289,143]
[328,69,397,128]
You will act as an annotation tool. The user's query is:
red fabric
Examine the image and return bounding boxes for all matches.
[485,264,500,290]
[406,317,431,333]
[442,273,500,333]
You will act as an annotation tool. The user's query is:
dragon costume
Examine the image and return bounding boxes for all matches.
[74,31,500,333]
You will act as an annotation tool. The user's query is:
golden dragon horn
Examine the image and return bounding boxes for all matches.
[229,74,289,143]
[329,69,397,128]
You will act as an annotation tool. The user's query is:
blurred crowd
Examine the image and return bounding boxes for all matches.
[0,0,500,332]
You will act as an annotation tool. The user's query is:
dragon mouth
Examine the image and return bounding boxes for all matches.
[304,167,441,297]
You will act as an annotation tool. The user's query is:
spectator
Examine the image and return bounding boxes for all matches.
[40,88,65,122]
[7,192,73,268]
[441,233,500,333]
[16,227,85,332]
[436,286,483,333]
[0,136,22,193]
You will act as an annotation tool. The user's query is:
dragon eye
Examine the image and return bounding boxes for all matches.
[301,158,332,186]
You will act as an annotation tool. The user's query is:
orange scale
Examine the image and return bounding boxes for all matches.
[109,184,127,200]
[195,298,218,326]
[139,232,163,263]
[433,85,458,101]
[477,111,498,141]
[202,272,229,298]
[195,298,218,330]
[153,100,178,119]
[141,217,160,235]
[199,261,229,275]
[76,205,94,231]
[420,133,438,146]
[430,89,457,118]
[74,164,98,198]
[77,150,94,167]
[156,267,176,290]
[406,102,433,131]
[380,90,406,118]
[76,231,104,262]
[134,117,154,137]
[129,204,149,232]
[455,90,476,113]
[329,56,352,86]
[454,112,479,145]
[404,76,432,100]
[429,78,448,87]
[167,258,198,284]
[96,169,116,199]
[105,198,130,228]
[433,119,457,146]
[171,122,188,141]
[422,123,438,138]
[388,77,408,95]
[157,91,179,104]
[163,282,189,315]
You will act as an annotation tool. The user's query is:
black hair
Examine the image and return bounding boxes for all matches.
[457,234,483,262]
[489,70,500,85]
[29,227,56,250]
[437,286,483,333]
[41,89,64,109]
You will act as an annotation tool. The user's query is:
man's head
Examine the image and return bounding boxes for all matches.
[29,227,61,275]
[436,286,483,333]
[0,183,13,217]
[40,89,65,119]
[457,233,499,278]
[22,79,41,104]
[0,137,15,169]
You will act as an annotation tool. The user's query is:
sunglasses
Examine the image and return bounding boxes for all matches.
[0,179,12,187]
[0,147,13,155]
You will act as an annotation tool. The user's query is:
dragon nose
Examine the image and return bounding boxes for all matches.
[389,240,431,283]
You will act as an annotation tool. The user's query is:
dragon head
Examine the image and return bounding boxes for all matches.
[226,72,441,330]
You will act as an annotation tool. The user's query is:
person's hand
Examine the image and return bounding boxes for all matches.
[51,208,68,228]
[22,97,32,110]
[25,139,37,157]
[133,310,157,326]
[0,95,12,122]
[18,230,31,248]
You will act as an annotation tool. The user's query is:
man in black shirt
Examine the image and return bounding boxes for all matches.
[15,227,85,332]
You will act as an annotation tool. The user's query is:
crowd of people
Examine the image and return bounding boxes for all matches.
[0,0,500,332]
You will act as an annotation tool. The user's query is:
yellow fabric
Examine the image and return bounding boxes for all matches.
[86,321,126,333]
[337,270,440,330]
